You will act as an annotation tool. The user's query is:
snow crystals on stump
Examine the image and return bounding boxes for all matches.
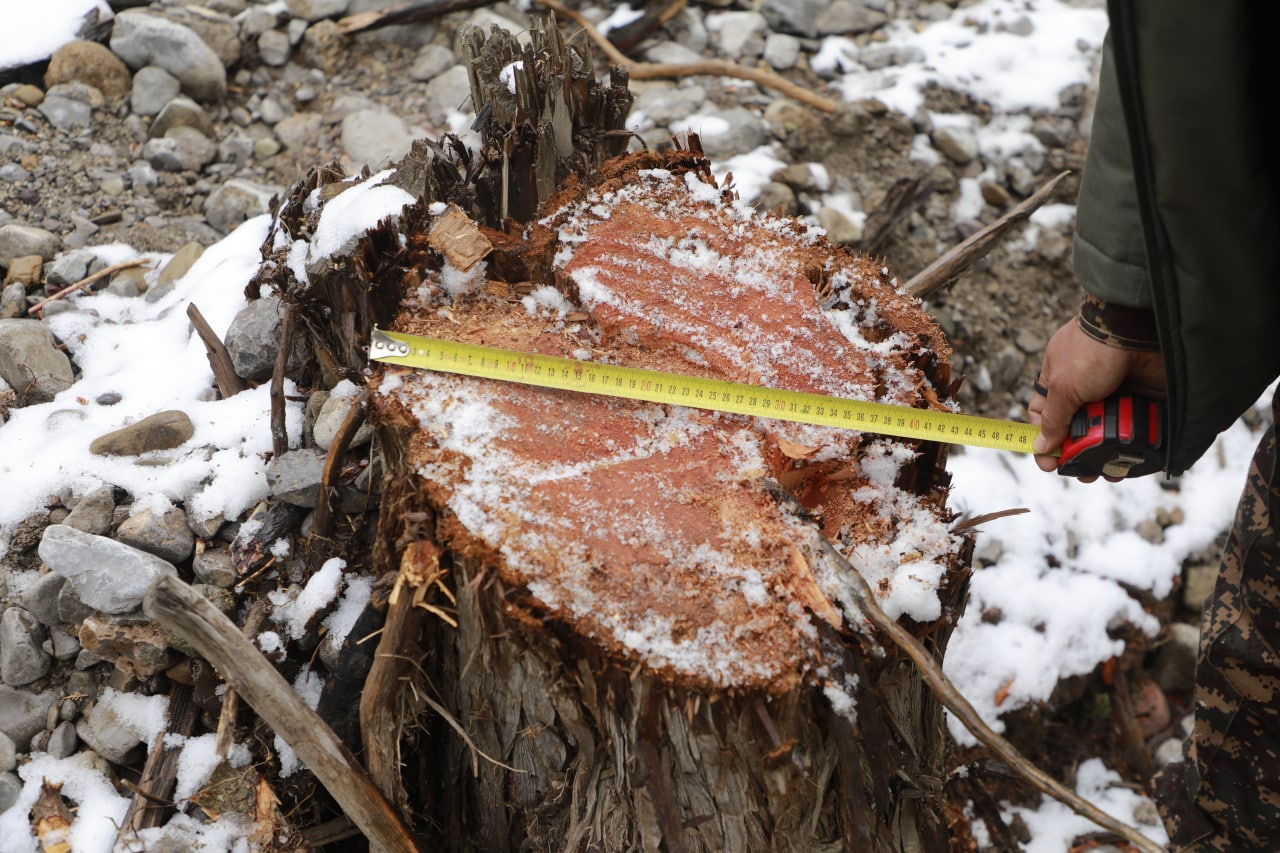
[376,151,961,694]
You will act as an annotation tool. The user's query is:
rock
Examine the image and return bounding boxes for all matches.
[131,65,182,116]
[156,241,205,286]
[148,96,215,140]
[116,507,195,564]
[757,0,827,37]
[632,81,708,128]
[38,525,179,615]
[1154,736,1184,768]
[987,345,1026,392]
[58,583,93,627]
[1153,622,1200,694]
[0,225,59,266]
[753,182,798,216]
[240,6,278,38]
[192,548,237,589]
[253,136,282,159]
[708,11,767,59]
[224,294,293,380]
[19,573,67,628]
[89,410,195,456]
[166,6,242,69]
[44,40,132,101]
[258,30,292,67]
[47,720,78,759]
[204,179,279,233]
[340,107,414,170]
[675,105,766,159]
[0,732,14,772]
[0,283,24,320]
[1182,560,1218,614]
[286,0,350,21]
[817,206,864,244]
[78,614,174,679]
[0,772,19,813]
[0,608,51,686]
[46,249,97,287]
[932,126,980,164]
[0,163,31,184]
[3,255,44,286]
[143,126,217,172]
[129,161,159,195]
[10,84,43,107]
[109,9,228,102]
[422,66,472,120]
[47,628,80,662]
[313,391,373,450]
[815,1,888,35]
[267,449,325,507]
[273,112,321,151]
[64,486,115,535]
[77,700,146,764]
[409,44,455,82]
[0,686,56,751]
[763,33,801,70]
[299,20,346,73]
[642,41,706,65]
[0,319,75,405]
[1136,518,1164,544]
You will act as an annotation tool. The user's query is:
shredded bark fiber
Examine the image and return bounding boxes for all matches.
[374,150,960,695]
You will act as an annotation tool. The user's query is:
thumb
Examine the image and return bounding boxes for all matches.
[1032,379,1084,455]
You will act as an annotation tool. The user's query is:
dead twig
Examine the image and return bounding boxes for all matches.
[187,303,249,399]
[313,388,371,537]
[906,171,1072,298]
[607,0,688,54]
[29,257,153,315]
[270,304,296,460]
[534,0,839,113]
[814,535,1165,853]
[142,575,422,853]
[337,0,490,34]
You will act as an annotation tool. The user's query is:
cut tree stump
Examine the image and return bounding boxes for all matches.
[255,13,974,851]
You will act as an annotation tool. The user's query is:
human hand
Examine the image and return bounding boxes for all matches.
[1027,318,1165,477]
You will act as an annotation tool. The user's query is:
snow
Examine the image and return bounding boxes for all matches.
[0,0,111,71]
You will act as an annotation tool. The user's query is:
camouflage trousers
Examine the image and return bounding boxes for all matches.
[1154,393,1280,850]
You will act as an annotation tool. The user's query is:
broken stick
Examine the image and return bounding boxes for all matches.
[143,575,421,853]
[29,257,154,316]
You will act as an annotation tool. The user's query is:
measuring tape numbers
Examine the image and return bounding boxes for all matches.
[369,328,1041,454]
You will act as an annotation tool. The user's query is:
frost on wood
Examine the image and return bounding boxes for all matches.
[374,152,961,695]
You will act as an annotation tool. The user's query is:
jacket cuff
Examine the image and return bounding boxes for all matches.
[1076,293,1160,351]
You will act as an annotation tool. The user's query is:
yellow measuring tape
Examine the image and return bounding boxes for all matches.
[369,328,1041,454]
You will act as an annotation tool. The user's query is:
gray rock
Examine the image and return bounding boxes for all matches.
[156,242,205,288]
[409,44,455,82]
[240,7,278,38]
[47,628,80,662]
[710,11,767,59]
[58,583,94,628]
[286,0,349,21]
[47,720,78,759]
[0,607,51,687]
[422,66,472,119]
[131,65,182,116]
[90,410,195,456]
[682,106,766,159]
[1153,622,1200,694]
[632,81,708,127]
[0,686,56,751]
[815,1,888,35]
[0,282,25,320]
[0,319,75,405]
[753,181,798,216]
[258,94,292,126]
[932,126,979,164]
[46,249,98,287]
[204,179,280,234]
[110,10,228,102]
[116,507,196,565]
[817,205,864,244]
[148,96,215,140]
[642,41,706,65]
[1182,560,1217,614]
[38,525,179,614]
[46,81,105,108]
[143,126,217,172]
[166,6,242,69]
[224,294,293,380]
[763,33,801,70]
[77,701,146,764]
[0,224,60,265]
[64,486,115,535]
[340,107,414,170]
[0,732,14,772]
[987,345,1026,392]
[757,0,827,37]
[313,392,373,450]
[267,449,325,507]
[274,112,322,151]
[192,548,237,588]
[38,94,93,131]
[129,160,159,194]
[19,573,67,628]
[217,130,254,166]
[0,163,31,184]
[0,772,20,812]
[258,30,292,67]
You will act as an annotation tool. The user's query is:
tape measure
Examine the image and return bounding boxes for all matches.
[368,328,1041,453]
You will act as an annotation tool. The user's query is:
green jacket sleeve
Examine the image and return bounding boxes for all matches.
[1072,34,1153,309]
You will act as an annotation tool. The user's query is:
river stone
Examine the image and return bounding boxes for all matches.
[341,108,413,171]
[131,65,181,116]
[0,686,56,751]
[286,0,349,21]
[266,449,324,507]
[44,40,132,101]
[38,525,179,615]
[0,607,51,687]
[815,0,888,35]
[1153,622,1200,694]
[3,255,43,286]
[0,732,14,772]
[19,572,67,628]
[192,548,236,588]
[109,10,228,102]
[0,224,60,266]
[258,29,292,67]
[933,125,980,164]
[37,92,93,131]
[116,507,196,564]
[0,283,22,320]
[47,720,79,759]
[224,294,294,380]
[0,318,75,404]
[143,126,217,172]
[313,391,372,450]
[148,96,215,140]
[409,44,455,82]
[156,242,205,286]
[89,410,194,456]
[64,486,115,535]
[77,701,146,764]
[204,179,279,233]
[46,249,98,287]
[273,112,322,151]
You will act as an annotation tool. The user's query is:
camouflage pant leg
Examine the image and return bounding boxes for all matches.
[1154,395,1280,851]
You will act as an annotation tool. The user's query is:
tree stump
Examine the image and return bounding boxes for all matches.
[255,14,973,851]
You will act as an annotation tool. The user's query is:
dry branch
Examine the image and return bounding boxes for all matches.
[29,257,153,316]
[270,303,295,460]
[313,388,371,537]
[115,683,199,840]
[143,574,421,853]
[187,304,249,399]
[813,535,1165,853]
[906,171,1071,298]
[337,0,490,34]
